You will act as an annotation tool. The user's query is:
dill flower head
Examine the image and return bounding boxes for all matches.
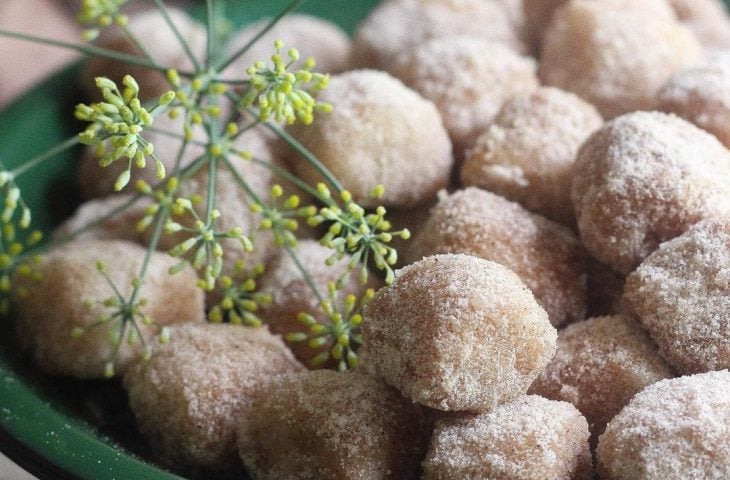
[77,0,129,41]
[242,40,333,125]
[75,75,175,191]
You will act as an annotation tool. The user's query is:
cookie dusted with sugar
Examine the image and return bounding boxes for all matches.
[623,219,730,374]
[237,370,429,480]
[12,239,204,379]
[287,69,453,208]
[658,53,730,149]
[123,322,303,470]
[351,0,525,72]
[422,396,592,480]
[362,254,557,412]
[461,87,602,225]
[523,0,676,52]
[668,0,730,50]
[572,111,730,274]
[392,36,538,159]
[597,370,730,480]
[539,0,701,118]
[406,188,588,327]
[529,315,673,445]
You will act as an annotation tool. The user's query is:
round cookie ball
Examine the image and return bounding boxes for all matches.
[623,219,730,374]
[224,14,351,75]
[422,395,592,480]
[597,370,730,480]
[572,111,730,274]
[123,322,302,470]
[391,36,539,159]
[258,239,381,368]
[82,8,206,100]
[461,87,602,225]
[539,0,701,118]
[406,188,588,327]
[529,315,673,445]
[523,0,677,52]
[352,0,525,72]
[12,239,204,379]
[237,370,429,480]
[668,0,730,50]
[287,70,453,208]
[362,254,557,412]
[658,53,730,148]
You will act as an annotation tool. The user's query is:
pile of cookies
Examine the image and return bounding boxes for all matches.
[11,1,730,478]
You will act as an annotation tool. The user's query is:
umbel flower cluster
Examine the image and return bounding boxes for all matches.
[0,0,409,373]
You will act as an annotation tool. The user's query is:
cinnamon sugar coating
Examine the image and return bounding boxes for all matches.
[539,0,701,118]
[658,53,730,149]
[623,219,730,374]
[529,315,673,445]
[407,188,588,327]
[597,370,730,480]
[123,323,303,469]
[362,254,556,412]
[352,0,525,72]
[392,36,538,159]
[287,70,453,208]
[237,370,429,480]
[52,194,149,244]
[572,111,730,274]
[422,395,592,480]
[12,240,204,379]
[461,87,602,225]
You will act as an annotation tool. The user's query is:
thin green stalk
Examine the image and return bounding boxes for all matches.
[205,0,215,69]
[205,155,218,219]
[10,136,78,178]
[129,205,169,305]
[153,0,202,72]
[0,28,182,75]
[284,244,324,303]
[221,155,262,204]
[255,111,344,193]
[214,0,305,72]
[249,155,321,200]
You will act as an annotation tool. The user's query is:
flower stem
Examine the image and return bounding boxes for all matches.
[129,205,169,305]
[255,111,344,193]
[205,0,215,70]
[11,136,78,178]
[0,28,179,75]
[153,0,202,72]
[284,244,324,303]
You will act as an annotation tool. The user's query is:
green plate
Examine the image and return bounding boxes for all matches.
[0,2,379,479]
